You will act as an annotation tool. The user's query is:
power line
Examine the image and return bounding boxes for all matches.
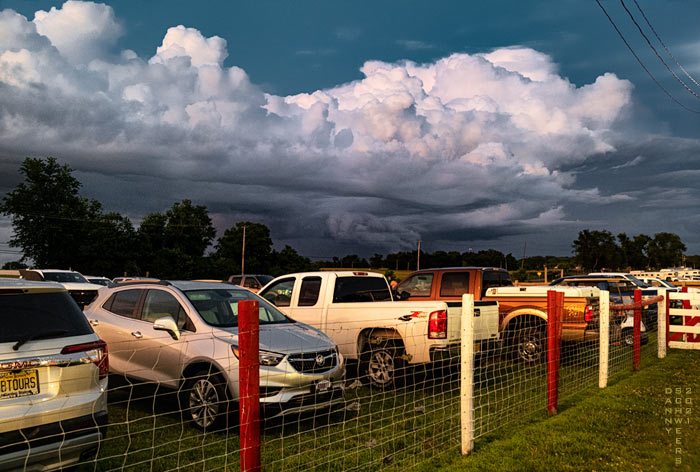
[619,0,700,100]
[594,0,700,114]
[632,0,700,90]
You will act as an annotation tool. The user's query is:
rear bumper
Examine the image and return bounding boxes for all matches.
[0,411,107,471]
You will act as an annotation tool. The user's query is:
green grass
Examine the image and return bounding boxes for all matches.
[437,348,700,472]
[80,340,698,471]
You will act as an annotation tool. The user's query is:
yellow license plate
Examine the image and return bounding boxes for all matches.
[0,369,40,399]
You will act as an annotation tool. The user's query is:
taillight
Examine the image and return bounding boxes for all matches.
[61,340,109,379]
[428,310,447,339]
[584,305,594,322]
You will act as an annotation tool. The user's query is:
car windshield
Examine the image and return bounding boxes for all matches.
[184,288,292,328]
[42,271,89,284]
[257,275,273,285]
[626,275,649,287]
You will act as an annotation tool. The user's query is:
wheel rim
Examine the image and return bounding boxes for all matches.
[518,331,542,362]
[189,379,220,428]
[368,350,394,386]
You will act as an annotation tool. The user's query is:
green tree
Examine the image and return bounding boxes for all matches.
[137,200,216,278]
[0,157,99,268]
[647,232,686,269]
[617,233,651,270]
[269,245,313,276]
[215,222,273,275]
[572,229,621,271]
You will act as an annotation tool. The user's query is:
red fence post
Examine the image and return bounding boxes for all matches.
[547,290,563,414]
[666,290,671,349]
[239,300,261,472]
[633,289,641,371]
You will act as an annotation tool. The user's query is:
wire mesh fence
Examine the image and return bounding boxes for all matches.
[3,285,676,472]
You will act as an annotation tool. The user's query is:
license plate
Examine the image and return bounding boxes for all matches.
[0,369,40,399]
[314,380,331,394]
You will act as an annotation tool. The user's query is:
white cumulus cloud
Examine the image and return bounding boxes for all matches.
[0,1,640,255]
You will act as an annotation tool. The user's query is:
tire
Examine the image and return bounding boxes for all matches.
[512,326,546,364]
[621,328,634,347]
[181,370,230,430]
[361,341,406,389]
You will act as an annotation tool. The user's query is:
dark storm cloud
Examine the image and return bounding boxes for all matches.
[4,1,695,264]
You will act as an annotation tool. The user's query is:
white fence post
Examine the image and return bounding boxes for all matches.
[599,290,609,389]
[658,288,667,359]
[460,293,475,455]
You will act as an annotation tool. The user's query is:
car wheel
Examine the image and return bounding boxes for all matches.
[181,370,230,430]
[621,328,634,347]
[361,341,406,389]
[513,326,546,364]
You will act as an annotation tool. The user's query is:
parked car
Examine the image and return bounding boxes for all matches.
[549,274,651,346]
[84,280,345,429]
[0,278,109,470]
[84,275,111,286]
[395,267,600,364]
[228,274,273,293]
[20,269,102,308]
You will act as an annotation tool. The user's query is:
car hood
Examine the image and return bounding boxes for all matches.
[216,322,335,354]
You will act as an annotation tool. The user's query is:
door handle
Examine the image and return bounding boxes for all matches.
[89,319,99,327]
[131,331,143,339]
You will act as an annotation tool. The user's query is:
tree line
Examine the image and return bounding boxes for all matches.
[0,157,694,279]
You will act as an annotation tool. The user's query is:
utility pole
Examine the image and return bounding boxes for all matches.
[521,241,527,270]
[417,240,421,271]
[241,224,246,276]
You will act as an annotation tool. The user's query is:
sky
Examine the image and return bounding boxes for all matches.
[0,0,699,266]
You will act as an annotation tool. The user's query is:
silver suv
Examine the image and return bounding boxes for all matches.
[0,279,109,471]
[84,280,345,430]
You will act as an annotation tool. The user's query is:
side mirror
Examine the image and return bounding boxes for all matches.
[398,291,411,301]
[153,315,181,341]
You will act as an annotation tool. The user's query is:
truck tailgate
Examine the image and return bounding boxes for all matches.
[445,300,500,342]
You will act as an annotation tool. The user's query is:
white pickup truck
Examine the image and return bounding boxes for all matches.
[259,271,499,388]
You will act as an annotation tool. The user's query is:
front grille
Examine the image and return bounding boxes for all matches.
[69,290,98,307]
[288,349,338,373]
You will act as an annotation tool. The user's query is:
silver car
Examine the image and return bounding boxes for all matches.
[0,279,108,471]
[84,280,345,430]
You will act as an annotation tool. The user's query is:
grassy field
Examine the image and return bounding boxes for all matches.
[436,347,700,472]
[79,337,698,472]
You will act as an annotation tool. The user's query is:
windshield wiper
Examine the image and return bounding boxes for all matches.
[13,329,69,351]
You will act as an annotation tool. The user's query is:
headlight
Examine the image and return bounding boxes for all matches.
[231,345,285,366]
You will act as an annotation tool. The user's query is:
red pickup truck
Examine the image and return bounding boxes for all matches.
[396,267,601,363]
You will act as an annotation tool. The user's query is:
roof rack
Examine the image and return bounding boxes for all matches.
[107,279,168,288]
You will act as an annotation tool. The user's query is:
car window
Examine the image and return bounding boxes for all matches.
[244,278,260,289]
[104,289,144,318]
[141,289,190,330]
[332,276,392,303]
[396,274,433,297]
[440,272,469,297]
[298,277,322,306]
[0,291,92,343]
[260,278,295,307]
[42,271,90,284]
[185,289,291,327]
[229,276,242,284]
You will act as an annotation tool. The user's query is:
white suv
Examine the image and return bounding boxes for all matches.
[84,280,345,430]
[0,279,109,470]
[21,269,103,308]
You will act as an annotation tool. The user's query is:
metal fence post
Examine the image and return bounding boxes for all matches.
[599,290,610,388]
[633,289,641,371]
[239,300,261,472]
[460,293,475,455]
